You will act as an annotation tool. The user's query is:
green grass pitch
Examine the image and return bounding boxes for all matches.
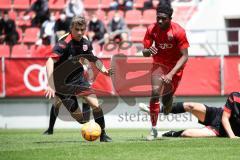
[0,129,239,160]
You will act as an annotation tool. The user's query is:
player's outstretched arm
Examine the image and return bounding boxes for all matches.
[222,111,239,138]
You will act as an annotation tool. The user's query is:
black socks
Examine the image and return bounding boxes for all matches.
[92,107,105,131]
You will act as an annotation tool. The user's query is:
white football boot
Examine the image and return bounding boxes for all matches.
[139,103,150,114]
[146,127,158,141]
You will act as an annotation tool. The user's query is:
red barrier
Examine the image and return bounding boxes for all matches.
[0,58,3,96]
[1,56,226,97]
[5,58,113,97]
[176,57,220,96]
[224,56,240,94]
[5,58,47,97]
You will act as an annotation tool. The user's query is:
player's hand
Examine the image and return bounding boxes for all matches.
[161,73,173,84]
[102,68,114,76]
[45,86,55,99]
[149,46,158,55]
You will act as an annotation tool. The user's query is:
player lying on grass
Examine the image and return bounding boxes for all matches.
[139,92,240,138]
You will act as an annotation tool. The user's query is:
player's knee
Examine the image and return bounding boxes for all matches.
[183,102,194,111]
[162,94,173,106]
[151,91,160,101]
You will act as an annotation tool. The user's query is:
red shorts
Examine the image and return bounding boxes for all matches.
[151,63,183,93]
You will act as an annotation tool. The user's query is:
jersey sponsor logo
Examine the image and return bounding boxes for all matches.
[83,44,88,51]
[23,64,47,92]
[157,43,173,49]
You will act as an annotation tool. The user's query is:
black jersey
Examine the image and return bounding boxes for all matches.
[223,92,240,136]
[52,33,98,95]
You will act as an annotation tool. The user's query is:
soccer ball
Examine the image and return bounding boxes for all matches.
[81,121,101,141]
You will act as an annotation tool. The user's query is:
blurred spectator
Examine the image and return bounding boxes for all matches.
[0,12,4,36]
[0,11,19,46]
[37,12,55,46]
[110,0,133,11]
[24,0,50,27]
[88,13,107,46]
[143,0,160,10]
[65,0,85,27]
[106,11,129,43]
[54,11,69,40]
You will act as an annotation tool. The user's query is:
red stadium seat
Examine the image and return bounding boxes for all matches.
[13,0,30,10]
[11,44,30,58]
[142,9,156,25]
[16,28,23,43]
[0,0,12,10]
[130,26,146,43]
[133,0,145,9]
[22,27,40,43]
[0,45,10,57]
[16,11,32,27]
[125,10,142,26]
[84,0,100,10]
[49,0,65,10]
[30,45,53,57]
[100,0,113,9]
[8,10,17,20]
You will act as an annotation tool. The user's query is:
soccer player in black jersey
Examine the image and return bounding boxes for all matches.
[45,16,112,142]
[139,92,240,138]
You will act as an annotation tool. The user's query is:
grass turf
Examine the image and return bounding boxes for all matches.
[0,129,239,160]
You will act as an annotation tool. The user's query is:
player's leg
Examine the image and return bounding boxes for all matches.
[162,127,217,138]
[161,92,173,115]
[82,99,91,122]
[146,74,165,140]
[83,94,112,142]
[140,102,207,123]
[58,94,86,124]
[181,127,217,137]
[43,96,62,135]
[162,103,219,138]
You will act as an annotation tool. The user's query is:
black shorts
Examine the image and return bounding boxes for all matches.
[199,105,226,137]
[55,76,92,113]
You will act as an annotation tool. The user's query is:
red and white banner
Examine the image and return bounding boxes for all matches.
[224,56,240,94]
[176,57,221,96]
[5,58,47,97]
[2,56,237,97]
[5,58,113,97]
[0,58,3,97]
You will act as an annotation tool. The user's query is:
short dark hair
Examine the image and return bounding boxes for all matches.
[70,16,87,29]
[156,0,173,18]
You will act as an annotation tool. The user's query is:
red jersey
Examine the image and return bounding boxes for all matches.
[143,22,189,68]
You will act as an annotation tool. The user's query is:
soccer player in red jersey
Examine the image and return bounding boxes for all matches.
[142,0,189,140]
